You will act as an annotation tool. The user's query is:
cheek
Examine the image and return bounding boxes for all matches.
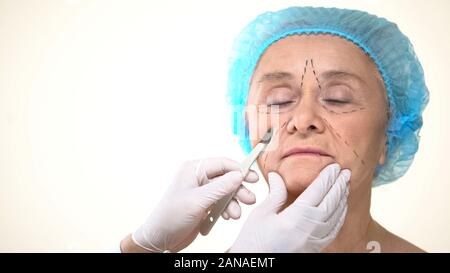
[330,114,387,185]
[247,110,285,148]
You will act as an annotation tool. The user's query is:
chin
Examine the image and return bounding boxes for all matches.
[279,167,321,197]
[278,159,331,197]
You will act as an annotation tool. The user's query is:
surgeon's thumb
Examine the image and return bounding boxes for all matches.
[197,171,243,209]
[259,172,287,213]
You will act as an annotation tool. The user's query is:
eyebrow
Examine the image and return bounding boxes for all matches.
[257,71,294,84]
[257,69,366,85]
[319,70,366,85]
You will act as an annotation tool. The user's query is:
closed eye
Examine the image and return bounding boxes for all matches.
[323,99,350,105]
[268,101,295,107]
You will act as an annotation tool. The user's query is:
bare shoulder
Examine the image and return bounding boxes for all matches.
[374,221,425,253]
[383,232,425,253]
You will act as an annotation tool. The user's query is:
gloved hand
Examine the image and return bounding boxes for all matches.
[132,157,259,252]
[229,163,350,253]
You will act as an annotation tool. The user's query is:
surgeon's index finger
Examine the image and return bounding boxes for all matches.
[295,163,341,207]
[196,157,241,179]
[318,169,350,213]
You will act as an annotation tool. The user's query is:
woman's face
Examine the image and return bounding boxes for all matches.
[247,34,388,199]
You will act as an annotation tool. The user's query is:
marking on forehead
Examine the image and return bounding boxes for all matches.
[300,58,322,91]
[300,60,308,89]
[310,59,322,90]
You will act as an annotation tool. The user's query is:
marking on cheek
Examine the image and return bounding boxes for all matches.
[262,120,288,171]
[263,151,269,171]
[321,117,366,166]
[321,104,337,115]
[320,102,367,116]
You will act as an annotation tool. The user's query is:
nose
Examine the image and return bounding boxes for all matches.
[285,90,325,137]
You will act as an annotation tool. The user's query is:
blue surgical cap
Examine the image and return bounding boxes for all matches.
[226,6,429,186]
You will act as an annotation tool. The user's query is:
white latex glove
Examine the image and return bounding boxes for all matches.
[229,163,350,253]
[132,157,259,252]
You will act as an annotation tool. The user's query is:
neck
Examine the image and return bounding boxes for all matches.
[322,180,374,252]
[283,178,375,252]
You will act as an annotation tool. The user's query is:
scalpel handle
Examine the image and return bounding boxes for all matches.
[199,142,267,236]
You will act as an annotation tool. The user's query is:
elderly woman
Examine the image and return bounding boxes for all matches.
[226,6,429,252]
[121,7,428,253]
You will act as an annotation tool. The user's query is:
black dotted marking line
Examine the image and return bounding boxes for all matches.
[320,101,366,115]
[300,59,308,89]
[321,117,365,166]
[289,58,366,166]
[310,59,322,90]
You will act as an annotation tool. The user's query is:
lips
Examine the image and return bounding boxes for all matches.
[282,147,332,159]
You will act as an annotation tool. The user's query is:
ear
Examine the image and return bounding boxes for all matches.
[244,109,249,127]
[378,137,387,165]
